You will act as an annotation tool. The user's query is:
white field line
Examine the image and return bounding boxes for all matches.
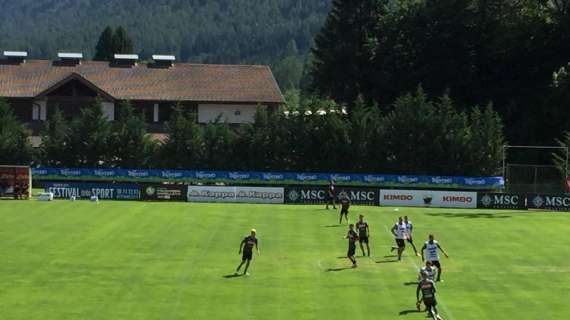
[383,225,455,320]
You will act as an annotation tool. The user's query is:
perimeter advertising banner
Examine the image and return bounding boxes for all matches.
[31,167,504,190]
[379,189,477,208]
[187,186,284,204]
[141,184,186,201]
[284,186,379,205]
[44,182,140,200]
[527,194,570,211]
[477,193,527,210]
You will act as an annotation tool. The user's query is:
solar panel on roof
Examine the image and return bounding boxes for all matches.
[114,54,139,60]
[58,52,83,59]
[3,51,28,58]
[152,55,176,61]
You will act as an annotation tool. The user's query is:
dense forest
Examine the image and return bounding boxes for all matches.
[0,0,330,90]
[1,0,569,177]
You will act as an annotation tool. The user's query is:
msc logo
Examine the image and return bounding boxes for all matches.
[532,196,544,208]
[288,190,300,202]
[145,186,156,196]
[480,194,520,207]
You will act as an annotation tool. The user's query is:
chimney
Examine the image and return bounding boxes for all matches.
[112,54,139,67]
[3,51,28,64]
[151,54,175,68]
[55,52,83,66]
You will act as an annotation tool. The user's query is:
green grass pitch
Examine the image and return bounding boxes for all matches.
[0,200,569,319]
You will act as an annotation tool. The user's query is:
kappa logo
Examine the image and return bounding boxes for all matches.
[288,190,300,202]
[532,195,544,208]
[481,194,493,207]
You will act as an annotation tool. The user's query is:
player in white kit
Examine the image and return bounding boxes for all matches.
[421,234,449,282]
[404,216,419,256]
[390,217,408,261]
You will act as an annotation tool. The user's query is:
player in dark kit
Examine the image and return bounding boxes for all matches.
[416,271,443,320]
[356,214,370,256]
[236,229,259,276]
[338,192,350,224]
[345,224,359,268]
[325,180,336,210]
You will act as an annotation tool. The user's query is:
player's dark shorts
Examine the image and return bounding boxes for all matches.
[395,239,405,248]
[429,260,441,269]
[423,297,437,308]
[242,250,253,261]
[359,236,369,244]
[347,244,356,256]
[340,208,348,215]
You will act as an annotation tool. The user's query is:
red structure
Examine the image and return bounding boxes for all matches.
[0,166,31,199]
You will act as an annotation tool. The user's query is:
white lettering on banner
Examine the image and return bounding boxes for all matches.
[464,178,487,185]
[364,175,385,183]
[94,169,115,176]
[60,169,82,176]
[229,172,250,179]
[48,187,80,198]
[187,186,284,204]
[348,191,375,201]
[128,170,149,177]
[91,188,115,199]
[195,171,216,179]
[301,190,326,200]
[331,174,351,182]
[380,189,477,208]
[545,196,570,207]
[397,176,419,183]
[34,169,48,175]
[263,173,284,180]
[161,171,183,178]
[431,177,453,184]
[297,174,318,181]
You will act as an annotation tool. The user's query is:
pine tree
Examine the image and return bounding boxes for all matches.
[40,107,70,166]
[113,26,134,54]
[0,99,33,165]
[66,100,112,167]
[310,0,385,107]
[93,26,115,61]
[111,101,156,168]
[159,105,204,169]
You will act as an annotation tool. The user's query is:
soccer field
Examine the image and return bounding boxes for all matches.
[0,201,569,319]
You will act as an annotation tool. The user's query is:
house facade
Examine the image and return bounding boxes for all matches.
[0,52,284,140]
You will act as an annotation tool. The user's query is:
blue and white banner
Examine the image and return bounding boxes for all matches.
[44,182,140,200]
[33,167,504,189]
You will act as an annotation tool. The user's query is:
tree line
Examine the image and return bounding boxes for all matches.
[309,0,570,150]
[0,91,505,176]
[0,0,327,91]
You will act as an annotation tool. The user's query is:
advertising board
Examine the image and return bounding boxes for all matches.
[379,189,477,208]
[285,186,379,205]
[477,193,527,210]
[187,186,284,204]
[44,182,140,200]
[527,194,570,211]
[141,184,186,201]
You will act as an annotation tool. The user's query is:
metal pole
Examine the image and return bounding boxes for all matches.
[502,145,507,191]
[534,166,538,194]
[564,147,568,182]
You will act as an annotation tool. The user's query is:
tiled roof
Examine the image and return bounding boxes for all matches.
[0,60,284,103]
